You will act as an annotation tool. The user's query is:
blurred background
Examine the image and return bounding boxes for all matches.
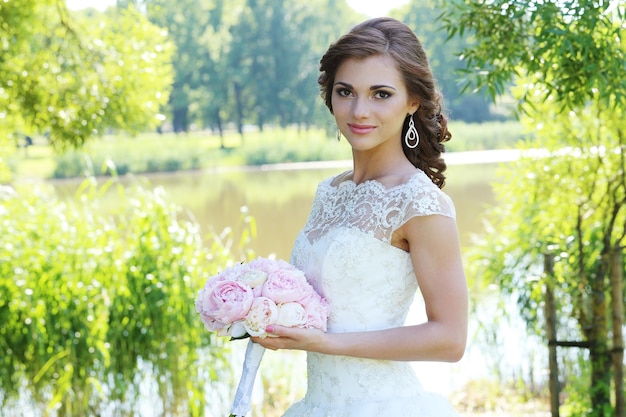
[1,1,624,416]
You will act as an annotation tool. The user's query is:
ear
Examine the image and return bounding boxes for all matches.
[408,99,420,115]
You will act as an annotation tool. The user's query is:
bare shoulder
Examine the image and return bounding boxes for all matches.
[330,170,353,187]
[394,213,459,252]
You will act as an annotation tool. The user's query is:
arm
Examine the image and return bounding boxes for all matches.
[252,215,468,362]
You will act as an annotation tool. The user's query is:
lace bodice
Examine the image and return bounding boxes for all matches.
[283,170,460,417]
[297,170,455,247]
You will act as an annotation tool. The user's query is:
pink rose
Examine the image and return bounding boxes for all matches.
[196,274,229,312]
[261,269,310,303]
[244,297,278,337]
[196,257,329,338]
[197,311,225,332]
[196,279,228,330]
[200,279,254,324]
[216,263,246,281]
[299,293,329,332]
[247,257,298,276]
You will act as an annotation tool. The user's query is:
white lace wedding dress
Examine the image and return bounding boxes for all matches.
[283,170,460,417]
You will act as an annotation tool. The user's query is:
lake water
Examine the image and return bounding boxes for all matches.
[53,158,502,259]
[174,163,486,254]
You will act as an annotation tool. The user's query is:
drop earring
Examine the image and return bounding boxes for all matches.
[404,114,419,148]
[337,129,341,142]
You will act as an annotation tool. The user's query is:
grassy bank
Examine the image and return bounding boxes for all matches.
[11,121,527,181]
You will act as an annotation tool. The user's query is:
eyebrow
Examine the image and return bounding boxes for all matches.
[334,81,397,91]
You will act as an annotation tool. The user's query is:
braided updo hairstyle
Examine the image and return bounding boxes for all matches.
[318,17,451,188]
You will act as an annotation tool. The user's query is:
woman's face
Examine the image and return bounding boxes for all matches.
[331,54,418,153]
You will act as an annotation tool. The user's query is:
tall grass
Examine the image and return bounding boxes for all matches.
[11,121,525,180]
[0,178,256,416]
[446,120,530,152]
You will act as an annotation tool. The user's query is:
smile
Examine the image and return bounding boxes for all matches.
[347,123,376,134]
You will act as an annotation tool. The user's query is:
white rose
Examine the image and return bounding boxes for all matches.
[276,302,307,328]
[244,297,278,337]
[238,269,268,289]
[228,320,248,339]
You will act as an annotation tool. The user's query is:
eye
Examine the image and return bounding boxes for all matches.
[335,88,353,97]
[373,90,392,99]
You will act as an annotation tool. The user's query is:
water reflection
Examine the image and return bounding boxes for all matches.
[77,162,500,260]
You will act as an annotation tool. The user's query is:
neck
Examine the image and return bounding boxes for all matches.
[351,152,415,185]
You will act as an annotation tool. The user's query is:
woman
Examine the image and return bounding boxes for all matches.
[252,17,468,416]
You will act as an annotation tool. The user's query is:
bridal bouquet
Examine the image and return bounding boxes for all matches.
[195,257,329,416]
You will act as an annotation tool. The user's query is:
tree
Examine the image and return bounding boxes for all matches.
[227,0,357,134]
[0,0,173,153]
[117,0,226,133]
[441,1,625,414]
[295,0,362,131]
[228,0,309,131]
[441,0,625,110]
[394,0,496,122]
[196,0,242,141]
[114,0,360,138]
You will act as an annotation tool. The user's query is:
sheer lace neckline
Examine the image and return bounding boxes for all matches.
[330,170,427,192]
[300,170,455,245]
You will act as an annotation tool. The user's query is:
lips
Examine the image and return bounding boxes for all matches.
[347,123,376,135]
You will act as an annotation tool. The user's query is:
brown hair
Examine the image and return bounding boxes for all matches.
[318,17,451,188]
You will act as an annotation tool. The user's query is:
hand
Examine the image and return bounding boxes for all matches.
[250,325,327,352]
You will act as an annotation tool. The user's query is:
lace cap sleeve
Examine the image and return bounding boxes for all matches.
[300,171,456,245]
[400,172,456,224]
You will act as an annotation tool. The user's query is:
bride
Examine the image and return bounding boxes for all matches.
[252,17,468,416]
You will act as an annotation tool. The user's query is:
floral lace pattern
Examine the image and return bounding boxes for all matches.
[284,171,460,417]
[299,170,455,246]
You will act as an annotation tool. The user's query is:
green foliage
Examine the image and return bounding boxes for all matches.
[223,0,357,131]
[52,147,202,179]
[468,86,626,325]
[47,127,351,179]
[0,184,113,411]
[445,121,529,151]
[560,352,594,417]
[116,0,500,134]
[238,128,351,165]
[118,0,347,133]
[0,1,173,148]
[443,1,625,412]
[0,179,253,415]
[466,88,625,416]
[440,0,626,111]
[124,0,235,133]
[395,0,499,122]
[0,0,174,184]
[9,123,517,180]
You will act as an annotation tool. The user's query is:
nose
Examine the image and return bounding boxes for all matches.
[351,96,370,119]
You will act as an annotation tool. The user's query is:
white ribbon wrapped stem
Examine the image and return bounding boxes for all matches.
[230,340,266,417]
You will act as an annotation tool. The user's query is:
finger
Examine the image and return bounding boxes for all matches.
[266,325,294,338]
[249,336,276,350]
